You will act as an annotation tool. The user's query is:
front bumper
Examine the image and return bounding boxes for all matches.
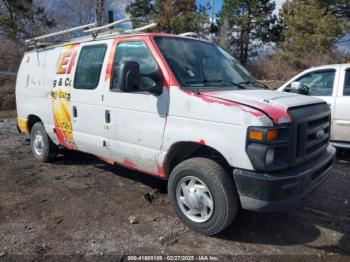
[233,144,336,212]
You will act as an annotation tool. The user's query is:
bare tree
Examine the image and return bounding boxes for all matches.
[52,0,97,28]
[38,0,131,31]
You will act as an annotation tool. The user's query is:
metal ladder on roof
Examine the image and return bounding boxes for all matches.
[178,32,198,37]
[25,19,158,47]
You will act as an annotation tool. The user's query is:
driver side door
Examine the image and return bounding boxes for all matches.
[104,38,169,175]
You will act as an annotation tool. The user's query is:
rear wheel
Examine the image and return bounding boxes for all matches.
[30,122,58,162]
[168,157,238,235]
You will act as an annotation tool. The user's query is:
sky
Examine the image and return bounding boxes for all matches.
[197,0,286,15]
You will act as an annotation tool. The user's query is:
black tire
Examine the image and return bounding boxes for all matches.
[168,157,238,235]
[30,122,58,162]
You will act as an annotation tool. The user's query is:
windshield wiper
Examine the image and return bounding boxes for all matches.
[184,79,246,90]
[238,80,268,89]
[204,79,246,89]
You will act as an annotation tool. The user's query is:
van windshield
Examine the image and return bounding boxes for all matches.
[154,36,262,91]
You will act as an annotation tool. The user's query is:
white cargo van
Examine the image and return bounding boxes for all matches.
[16,23,336,235]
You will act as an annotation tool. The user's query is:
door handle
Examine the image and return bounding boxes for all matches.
[105,110,111,124]
[73,106,78,118]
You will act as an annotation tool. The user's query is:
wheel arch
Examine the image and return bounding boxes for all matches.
[163,141,233,178]
[27,114,43,133]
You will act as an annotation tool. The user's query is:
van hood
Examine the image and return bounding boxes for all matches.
[202,89,325,124]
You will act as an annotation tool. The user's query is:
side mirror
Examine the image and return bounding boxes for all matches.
[290,81,309,95]
[118,61,140,92]
[141,70,163,96]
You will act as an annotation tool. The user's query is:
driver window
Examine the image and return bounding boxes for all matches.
[296,70,335,96]
[111,41,158,90]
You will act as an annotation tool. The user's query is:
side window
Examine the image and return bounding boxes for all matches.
[296,70,335,96]
[74,44,107,90]
[111,41,158,90]
[344,69,350,96]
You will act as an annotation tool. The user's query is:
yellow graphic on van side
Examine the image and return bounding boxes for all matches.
[52,44,79,149]
[51,90,75,148]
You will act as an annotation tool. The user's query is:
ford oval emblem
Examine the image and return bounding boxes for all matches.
[316,129,325,139]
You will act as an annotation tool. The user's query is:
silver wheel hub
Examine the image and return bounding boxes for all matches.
[176,176,214,223]
[33,130,44,156]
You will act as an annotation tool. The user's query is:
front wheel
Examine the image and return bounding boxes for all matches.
[30,122,58,162]
[168,158,238,235]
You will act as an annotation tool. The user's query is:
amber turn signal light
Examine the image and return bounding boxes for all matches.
[267,129,278,141]
[249,130,263,141]
[249,129,278,142]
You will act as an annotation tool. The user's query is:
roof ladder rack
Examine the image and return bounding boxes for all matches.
[84,18,131,34]
[124,22,158,33]
[25,21,97,45]
[84,18,157,36]
[25,19,158,47]
[89,22,158,40]
[178,32,199,37]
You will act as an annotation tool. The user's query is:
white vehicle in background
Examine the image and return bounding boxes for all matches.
[278,64,350,149]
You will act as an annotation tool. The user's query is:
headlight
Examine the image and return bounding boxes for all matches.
[246,126,290,171]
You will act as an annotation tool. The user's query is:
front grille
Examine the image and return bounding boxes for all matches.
[288,103,331,166]
[296,115,330,158]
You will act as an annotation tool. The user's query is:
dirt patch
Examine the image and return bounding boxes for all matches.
[0,110,16,119]
[0,78,16,111]
[0,118,349,260]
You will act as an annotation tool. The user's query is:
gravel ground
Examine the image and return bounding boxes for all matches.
[0,118,349,261]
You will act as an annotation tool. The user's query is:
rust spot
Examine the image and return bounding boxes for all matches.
[91,155,167,179]
[157,164,167,177]
[122,159,138,168]
[99,156,115,165]
[121,159,166,178]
